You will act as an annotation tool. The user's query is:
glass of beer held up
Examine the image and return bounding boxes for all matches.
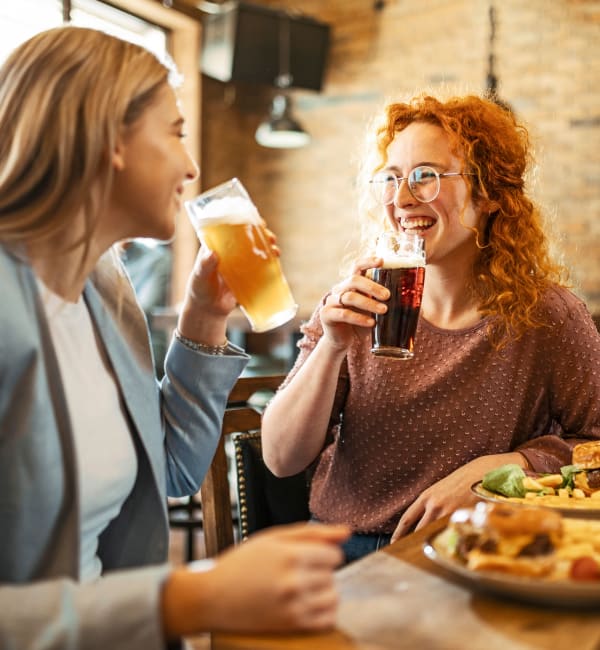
[185,178,297,332]
[370,231,426,359]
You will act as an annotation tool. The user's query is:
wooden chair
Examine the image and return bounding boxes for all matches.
[167,375,282,562]
[201,373,310,557]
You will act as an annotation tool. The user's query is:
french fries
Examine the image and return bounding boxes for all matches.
[480,466,600,508]
[536,474,564,488]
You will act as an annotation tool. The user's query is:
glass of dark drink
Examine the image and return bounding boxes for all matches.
[370,231,426,359]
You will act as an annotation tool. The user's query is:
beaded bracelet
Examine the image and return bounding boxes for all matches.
[174,328,229,355]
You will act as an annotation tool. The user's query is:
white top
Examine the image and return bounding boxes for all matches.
[37,280,137,582]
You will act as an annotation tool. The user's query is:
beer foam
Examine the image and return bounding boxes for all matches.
[375,236,425,268]
[379,254,425,268]
[188,196,260,226]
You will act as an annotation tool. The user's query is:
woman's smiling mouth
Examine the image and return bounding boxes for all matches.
[400,216,436,232]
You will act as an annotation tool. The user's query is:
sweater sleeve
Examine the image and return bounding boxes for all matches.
[516,294,600,472]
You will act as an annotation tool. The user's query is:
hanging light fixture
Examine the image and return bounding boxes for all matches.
[255,94,310,148]
[255,11,310,149]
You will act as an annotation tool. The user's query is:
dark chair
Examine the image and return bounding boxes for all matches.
[233,430,310,542]
[200,374,310,557]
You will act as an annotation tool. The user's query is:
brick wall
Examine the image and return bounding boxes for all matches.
[199,0,600,319]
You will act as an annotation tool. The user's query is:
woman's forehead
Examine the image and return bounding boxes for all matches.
[387,122,461,165]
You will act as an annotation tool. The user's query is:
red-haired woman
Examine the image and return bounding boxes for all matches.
[262,93,600,563]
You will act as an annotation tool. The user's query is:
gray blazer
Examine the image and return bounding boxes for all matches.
[0,246,248,650]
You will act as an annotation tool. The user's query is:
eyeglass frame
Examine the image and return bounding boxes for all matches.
[369,165,476,205]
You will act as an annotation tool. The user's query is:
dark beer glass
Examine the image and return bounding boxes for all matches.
[370,232,426,359]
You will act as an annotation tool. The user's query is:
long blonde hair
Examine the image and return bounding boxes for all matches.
[0,26,177,257]
[357,93,568,346]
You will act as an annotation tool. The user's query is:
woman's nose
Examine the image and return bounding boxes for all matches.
[185,153,199,183]
[393,178,417,208]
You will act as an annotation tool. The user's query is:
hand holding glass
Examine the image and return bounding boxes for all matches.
[370,231,426,359]
[185,178,297,332]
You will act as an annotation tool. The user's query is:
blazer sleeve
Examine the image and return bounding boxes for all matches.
[0,565,171,650]
[161,336,249,496]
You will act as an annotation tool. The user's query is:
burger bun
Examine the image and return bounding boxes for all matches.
[572,441,600,471]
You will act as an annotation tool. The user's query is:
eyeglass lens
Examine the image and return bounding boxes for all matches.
[370,166,440,205]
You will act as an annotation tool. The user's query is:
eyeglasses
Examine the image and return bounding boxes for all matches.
[369,165,475,205]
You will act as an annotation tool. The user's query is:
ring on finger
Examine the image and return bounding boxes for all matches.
[337,289,351,307]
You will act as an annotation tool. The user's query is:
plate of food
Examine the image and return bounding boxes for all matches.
[423,501,600,608]
[471,441,600,519]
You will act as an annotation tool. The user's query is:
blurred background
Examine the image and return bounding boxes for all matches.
[3,0,599,371]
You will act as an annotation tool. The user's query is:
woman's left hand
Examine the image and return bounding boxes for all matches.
[390,452,529,542]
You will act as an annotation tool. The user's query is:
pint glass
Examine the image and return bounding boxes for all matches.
[370,231,426,359]
[185,178,297,332]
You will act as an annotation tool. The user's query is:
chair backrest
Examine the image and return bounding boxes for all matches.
[233,430,310,543]
[200,374,310,557]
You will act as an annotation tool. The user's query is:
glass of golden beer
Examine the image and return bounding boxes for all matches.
[370,231,426,359]
[185,178,298,332]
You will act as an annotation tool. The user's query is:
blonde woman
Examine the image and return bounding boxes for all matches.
[262,93,600,563]
[0,27,348,649]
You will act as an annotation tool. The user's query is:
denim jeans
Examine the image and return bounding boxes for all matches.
[341,531,392,564]
[311,517,391,564]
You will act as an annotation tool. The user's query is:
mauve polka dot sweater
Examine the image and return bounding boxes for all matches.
[281,286,600,534]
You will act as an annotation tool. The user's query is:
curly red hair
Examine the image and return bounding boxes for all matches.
[359,93,568,347]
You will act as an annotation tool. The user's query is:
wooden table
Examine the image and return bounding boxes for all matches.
[211,518,600,650]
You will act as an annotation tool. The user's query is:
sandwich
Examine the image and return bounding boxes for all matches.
[444,502,563,577]
[441,502,600,580]
[572,440,600,496]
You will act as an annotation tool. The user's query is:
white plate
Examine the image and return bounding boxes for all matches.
[471,481,600,520]
[423,530,600,608]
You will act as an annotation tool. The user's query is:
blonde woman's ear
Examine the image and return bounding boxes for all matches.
[111,140,126,171]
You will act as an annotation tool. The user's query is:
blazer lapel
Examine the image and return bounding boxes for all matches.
[83,254,166,495]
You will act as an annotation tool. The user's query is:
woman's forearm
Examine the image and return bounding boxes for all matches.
[261,337,348,476]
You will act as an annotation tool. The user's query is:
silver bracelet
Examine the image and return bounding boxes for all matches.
[174,328,229,355]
